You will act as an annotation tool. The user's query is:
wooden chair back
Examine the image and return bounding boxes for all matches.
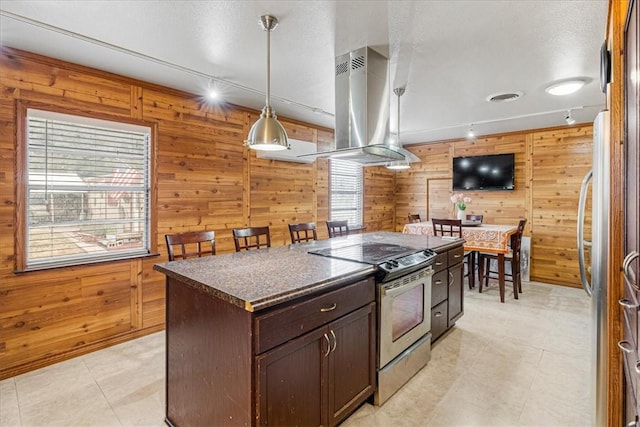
[326,220,349,238]
[510,219,528,260]
[232,226,271,252]
[288,222,318,243]
[431,218,463,238]
[465,214,484,222]
[165,230,216,261]
[407,214,422,223]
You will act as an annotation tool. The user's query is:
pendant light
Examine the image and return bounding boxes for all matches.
[386,87,411,170]
[245,15,290,151]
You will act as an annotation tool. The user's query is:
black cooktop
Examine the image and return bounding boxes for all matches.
[308,242,418,265]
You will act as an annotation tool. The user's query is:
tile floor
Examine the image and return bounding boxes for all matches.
[0,280,593,427]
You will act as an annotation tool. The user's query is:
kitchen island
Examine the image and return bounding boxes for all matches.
[154,231,462,427]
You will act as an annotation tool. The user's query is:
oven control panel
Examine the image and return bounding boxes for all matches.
[376,248,437,282]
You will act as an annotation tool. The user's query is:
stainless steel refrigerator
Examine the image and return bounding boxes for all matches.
[577,109,610,426]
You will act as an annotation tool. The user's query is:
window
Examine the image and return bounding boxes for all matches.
[329,159,363,227]
[20,108,152,270]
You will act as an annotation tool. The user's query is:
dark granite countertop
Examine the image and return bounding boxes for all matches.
[154,231,461,312]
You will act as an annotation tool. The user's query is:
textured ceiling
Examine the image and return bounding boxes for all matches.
[0,1,608,144]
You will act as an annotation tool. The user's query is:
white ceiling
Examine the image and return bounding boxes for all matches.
[0,1,608,144]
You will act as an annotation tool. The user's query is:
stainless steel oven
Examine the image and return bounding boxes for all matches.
[376,265,433,404]
[378,266,432,366]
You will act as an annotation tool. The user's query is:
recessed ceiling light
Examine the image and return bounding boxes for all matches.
[545,79,587,96]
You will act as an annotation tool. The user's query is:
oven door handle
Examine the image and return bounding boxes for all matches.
[381,271,432,297]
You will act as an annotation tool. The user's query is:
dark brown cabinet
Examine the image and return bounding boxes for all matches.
[431,244,464,342]
[256,303,376,427]
[165,275,375,427]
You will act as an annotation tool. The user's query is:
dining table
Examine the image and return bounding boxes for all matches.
[402,221,519,302]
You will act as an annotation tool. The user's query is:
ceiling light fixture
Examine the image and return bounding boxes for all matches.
[386,87,411,171]
[545,79,587,96]
[245,15,290,151]
[467,124,475,139]
[565,109,576,125]
[206,79,219,101]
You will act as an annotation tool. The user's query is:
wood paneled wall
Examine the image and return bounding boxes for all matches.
[396,125,593,287]
[0,49,392,379]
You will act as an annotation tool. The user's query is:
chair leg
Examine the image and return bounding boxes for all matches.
[478,255,484,293]
[484,257,490,289]
[468,252,476,289]
[511,260,519,300]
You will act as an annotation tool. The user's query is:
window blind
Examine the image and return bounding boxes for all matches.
[25,109,151,269]
[329,159,363,227]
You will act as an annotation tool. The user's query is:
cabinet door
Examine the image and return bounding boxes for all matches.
[256,326,329,427]
[448,262,464,326]
[327,303,376,426]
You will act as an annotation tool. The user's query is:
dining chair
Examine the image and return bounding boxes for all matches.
[463,214,484,286]
[165,230,216,261]
[407,214,422,223]
[288,222,318,243]
[232,226,271,252]
[326,220,349,238]
[431,218,463,237]
[431,218,475,288]
[478,218,527,297]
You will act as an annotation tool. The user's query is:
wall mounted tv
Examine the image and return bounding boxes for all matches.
[452,153,515,191]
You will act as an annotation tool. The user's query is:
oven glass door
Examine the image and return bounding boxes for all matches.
[379,267,433,368]
[391,284,425,341]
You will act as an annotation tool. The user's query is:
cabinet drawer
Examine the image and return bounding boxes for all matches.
[448,245,465,265]
[431,300,448,342]
[431,270,448,308]
[254,277,375,354]
[433,252,448,272]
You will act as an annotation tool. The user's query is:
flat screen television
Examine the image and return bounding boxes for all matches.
[452,153,515,191]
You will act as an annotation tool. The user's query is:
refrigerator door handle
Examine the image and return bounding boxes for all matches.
[623,251,639,291]
[577,170,593,296]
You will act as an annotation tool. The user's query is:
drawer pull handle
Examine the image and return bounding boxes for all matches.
[623,251,639,291]
[320,303,337,312]
[329,329,337,353]
[435,261,444,266]
[323,333,331,357]
[434,280,443,285]
[619,298,640,310]
[449,271,454,286]
[434,311,443,317]
[619,340,634,354]
[454,253,462,258]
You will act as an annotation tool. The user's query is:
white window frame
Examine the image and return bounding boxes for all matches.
[329,159,364,228]
[17,106,155,271]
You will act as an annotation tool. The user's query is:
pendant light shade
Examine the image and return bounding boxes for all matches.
[386,87,411,170]
[245,15,290,151]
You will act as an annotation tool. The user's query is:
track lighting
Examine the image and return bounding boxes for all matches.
[467,125,475,139]
[206,79,219,101]
[565,109,576,125]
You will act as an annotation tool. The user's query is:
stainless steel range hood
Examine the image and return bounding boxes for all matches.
[300,47,419,166]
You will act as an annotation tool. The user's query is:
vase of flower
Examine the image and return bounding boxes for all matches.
[450,193,472,220]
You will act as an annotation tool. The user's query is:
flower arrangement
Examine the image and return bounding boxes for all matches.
[450,193,472,211]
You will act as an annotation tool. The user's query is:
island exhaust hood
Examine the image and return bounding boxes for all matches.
[300,47,419,166]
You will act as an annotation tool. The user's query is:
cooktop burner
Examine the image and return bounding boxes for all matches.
[308,242,436,282]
